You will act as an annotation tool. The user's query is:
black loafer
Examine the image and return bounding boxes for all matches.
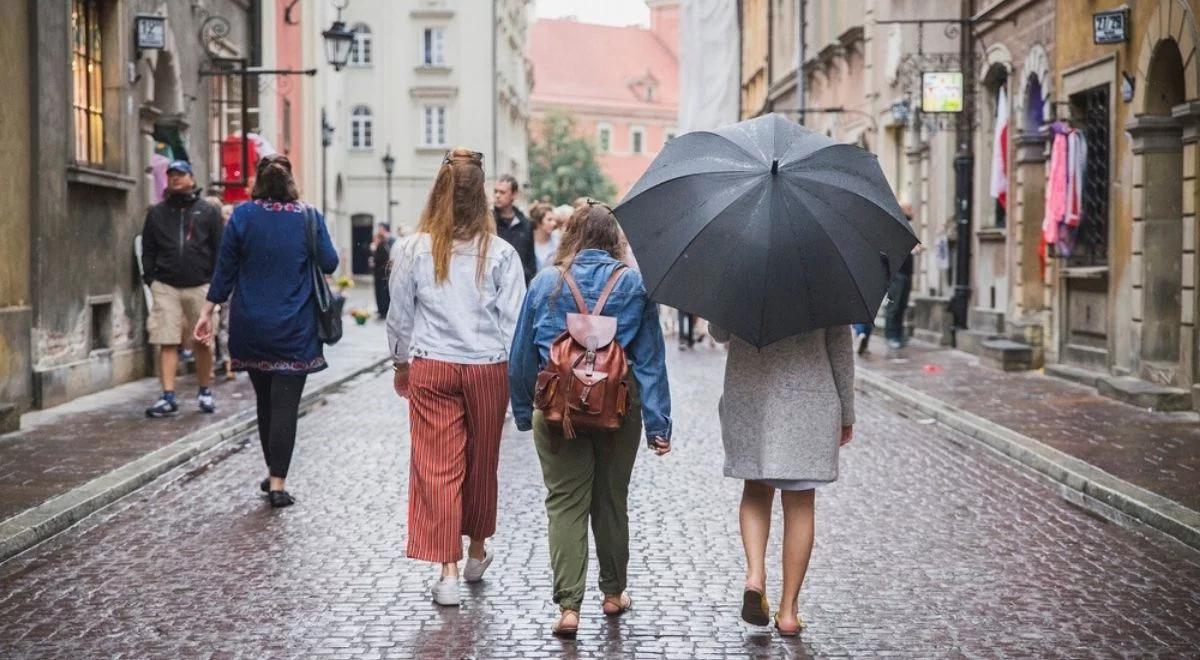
[259,478,270,493]
[268,490,295,508]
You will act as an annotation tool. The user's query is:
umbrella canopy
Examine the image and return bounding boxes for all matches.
[615,113,918,347]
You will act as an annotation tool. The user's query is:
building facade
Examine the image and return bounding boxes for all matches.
[736,0,1200,411]
[313,0,532,275]
[0,0,259,421]
[528,2,680,201]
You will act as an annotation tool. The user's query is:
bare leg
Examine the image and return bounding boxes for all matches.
[159,345,179,392]
[194,341,214,388]
[777,489,815,630]
[467,536,486,561]
[442,562,459,578]
[740,480,775,591]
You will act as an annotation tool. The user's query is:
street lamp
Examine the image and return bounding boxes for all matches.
[322,1,355,72]
[381,145,395,229]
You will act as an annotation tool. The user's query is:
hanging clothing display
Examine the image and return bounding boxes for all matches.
[1043,121,1090,259]
[989,87,1009,211]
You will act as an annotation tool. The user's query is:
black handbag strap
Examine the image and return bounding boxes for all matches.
[303,205,331,312]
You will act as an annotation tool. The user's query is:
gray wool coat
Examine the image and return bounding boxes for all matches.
[710,325,856,483]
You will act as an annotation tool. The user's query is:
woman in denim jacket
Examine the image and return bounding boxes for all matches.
[509,202,672,638]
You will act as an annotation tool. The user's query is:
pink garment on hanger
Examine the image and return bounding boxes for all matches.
[1043,126,1069,245]
[1065,129,1087,228]
[150,153,170,204]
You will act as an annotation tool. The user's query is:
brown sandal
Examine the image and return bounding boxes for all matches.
[601,592,632,616]
[552,609,579,639]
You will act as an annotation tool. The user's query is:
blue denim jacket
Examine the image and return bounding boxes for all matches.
[509,249,672,440]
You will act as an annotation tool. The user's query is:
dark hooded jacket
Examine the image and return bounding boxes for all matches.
[140,188,224,288]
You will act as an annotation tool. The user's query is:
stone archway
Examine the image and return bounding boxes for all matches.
[1127,0,1200,389]
[1011,44,1052,323]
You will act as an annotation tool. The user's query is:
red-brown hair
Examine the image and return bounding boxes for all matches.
[417,148,494,284]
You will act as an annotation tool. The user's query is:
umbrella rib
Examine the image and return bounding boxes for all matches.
[619,168,759,208]
[786,187,874,320]
[797,177,917,254]
[645,180,766,302]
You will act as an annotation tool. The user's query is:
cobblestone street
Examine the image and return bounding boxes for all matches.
[1,348,1198,658]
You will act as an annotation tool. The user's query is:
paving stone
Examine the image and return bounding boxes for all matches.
[0,348,1198,657]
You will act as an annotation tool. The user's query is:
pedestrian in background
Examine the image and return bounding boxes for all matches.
[214,202,237,381]
[194,154,338,509]
[371,223,396,319]
[389,148,526,607]
[884,202,917,350]
[141,161,223,418]
[530,203,560,271]
[678,310,696,350]
[508,201,672,638]
[493,174,537,282]
[710,323,855,636]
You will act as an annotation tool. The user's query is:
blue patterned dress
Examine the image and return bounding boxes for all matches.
[207,200,339,374]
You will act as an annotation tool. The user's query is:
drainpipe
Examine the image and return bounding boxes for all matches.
[492,0,498,178]
[797,0,806,124]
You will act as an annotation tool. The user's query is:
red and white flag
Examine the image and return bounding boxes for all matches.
[989,87,1009,210]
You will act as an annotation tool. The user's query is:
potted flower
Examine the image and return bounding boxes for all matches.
[350,308,371,326]
[335,275,354,294]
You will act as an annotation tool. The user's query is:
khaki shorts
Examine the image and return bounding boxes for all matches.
[148,282,211,346]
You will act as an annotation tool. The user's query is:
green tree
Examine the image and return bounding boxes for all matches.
[528,112,618,206]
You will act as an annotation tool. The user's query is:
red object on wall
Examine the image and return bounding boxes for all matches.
[220,134,259,203]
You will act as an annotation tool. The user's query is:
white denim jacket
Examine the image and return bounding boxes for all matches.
[387,233,526,365]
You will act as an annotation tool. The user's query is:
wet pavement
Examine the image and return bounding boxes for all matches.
[857,340,1200,513]
[1,347,1199,658]
[0,289,387,523]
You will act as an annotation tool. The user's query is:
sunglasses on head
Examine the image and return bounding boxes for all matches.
[443,150,485,165]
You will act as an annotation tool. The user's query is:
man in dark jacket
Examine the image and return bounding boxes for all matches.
[493,174,537,282]
[370,223,395,319]
[140,161,224,417]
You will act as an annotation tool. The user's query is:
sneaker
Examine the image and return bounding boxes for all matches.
[463,549,494,583]
[198,388,216,414]
[887,339,903,350]
[145,395,179,418]
[431,577,461,607]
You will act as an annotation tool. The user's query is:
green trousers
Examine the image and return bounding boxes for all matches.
[533,405,643,611]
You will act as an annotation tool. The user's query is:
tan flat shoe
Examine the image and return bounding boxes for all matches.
[552,609,579,639]
[601,592,632,616]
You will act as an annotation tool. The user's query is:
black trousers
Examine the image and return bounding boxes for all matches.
[374,276,390,318]
[884,272,912,342]
[248,370,308,479]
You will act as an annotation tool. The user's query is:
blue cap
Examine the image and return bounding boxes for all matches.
[166,160,193,175]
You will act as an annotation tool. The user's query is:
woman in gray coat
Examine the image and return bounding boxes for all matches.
[710,324,855,636]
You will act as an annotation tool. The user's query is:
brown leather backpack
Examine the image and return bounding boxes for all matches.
[533,266,631,439]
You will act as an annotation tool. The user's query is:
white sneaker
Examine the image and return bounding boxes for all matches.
[430,577,461,606]
[463,549,494,583]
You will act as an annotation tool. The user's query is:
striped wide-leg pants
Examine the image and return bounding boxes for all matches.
[405,358,509,563]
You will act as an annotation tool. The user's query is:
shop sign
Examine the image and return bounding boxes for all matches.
[1093,9,1128,45]
[135,14,167,50]
[921,72,964,113]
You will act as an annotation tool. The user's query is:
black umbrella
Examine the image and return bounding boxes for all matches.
[614,113,918,348]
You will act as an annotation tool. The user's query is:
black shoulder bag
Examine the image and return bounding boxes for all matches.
[304,206,344,345]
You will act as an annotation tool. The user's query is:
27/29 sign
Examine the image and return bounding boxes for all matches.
[1093,9,1128,45]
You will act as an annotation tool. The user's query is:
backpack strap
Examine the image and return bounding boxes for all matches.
[561,264,629,316]
[561,270,590,314]
[592,266,628,316]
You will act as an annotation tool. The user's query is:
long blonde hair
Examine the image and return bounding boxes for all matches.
[417,148,494,283]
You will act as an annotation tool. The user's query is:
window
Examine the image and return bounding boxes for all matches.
[422,105,447,147]
[597,123,612,153]
[71,0,104,165]
[422,28,446,66]
[348,24,372,66]
[351,105,373,149]
[631,126,645,155]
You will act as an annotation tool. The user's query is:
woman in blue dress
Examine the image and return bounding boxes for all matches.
[194,155,338,508]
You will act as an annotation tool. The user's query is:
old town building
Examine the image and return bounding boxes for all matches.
[529,2,680,200]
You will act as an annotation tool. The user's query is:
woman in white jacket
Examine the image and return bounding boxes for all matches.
[387,148,526,607]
